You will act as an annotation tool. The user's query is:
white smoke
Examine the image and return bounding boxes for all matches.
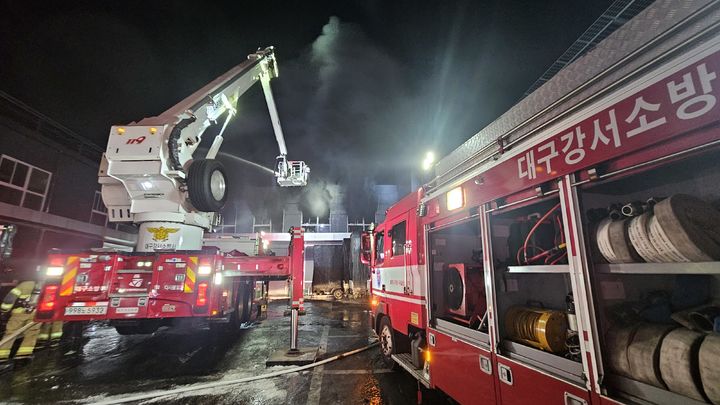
[227,16,423,221]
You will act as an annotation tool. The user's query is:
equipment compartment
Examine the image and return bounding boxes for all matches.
[576,148,720,405]
[488,195,585,382]
[427,218,490,343]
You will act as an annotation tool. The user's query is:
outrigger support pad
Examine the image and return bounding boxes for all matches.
[266,227,318,366]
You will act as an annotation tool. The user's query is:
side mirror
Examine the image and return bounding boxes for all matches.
[360,232,372,265]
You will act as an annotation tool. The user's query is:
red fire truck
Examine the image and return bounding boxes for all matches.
[36,228,305,335]
[363,2,720,405]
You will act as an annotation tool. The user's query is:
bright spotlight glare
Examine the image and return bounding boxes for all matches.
[422,151,435,171]
[446,187,464,211]
[221,94,237,116]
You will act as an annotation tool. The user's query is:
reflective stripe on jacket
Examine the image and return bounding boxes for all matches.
[1,281,36,313]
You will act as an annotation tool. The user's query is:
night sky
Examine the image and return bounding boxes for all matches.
[0,0,613,220]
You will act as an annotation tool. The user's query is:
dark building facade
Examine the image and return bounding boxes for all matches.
[0,92,134,280]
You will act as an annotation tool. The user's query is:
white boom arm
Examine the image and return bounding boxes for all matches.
[99,47,308,252]
[142,46,296,173]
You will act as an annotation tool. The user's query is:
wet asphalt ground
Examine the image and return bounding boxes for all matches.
[0,300,452,404]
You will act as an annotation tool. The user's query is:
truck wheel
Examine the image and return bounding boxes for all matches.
[187,159,228,212]
[378,316,399,369]
[229,283,252,331]
[239,283,252,323]
[332,288,344,301]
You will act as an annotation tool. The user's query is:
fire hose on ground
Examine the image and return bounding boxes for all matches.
[88,340,380,405]
[0,321,38,348]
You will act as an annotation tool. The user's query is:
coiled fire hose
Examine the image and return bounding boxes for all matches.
[596,194,720,263]
[88,341,379,405]
[516,203,566,265]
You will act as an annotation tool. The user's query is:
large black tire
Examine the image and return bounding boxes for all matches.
[237,283,252,323]
[228,283,252,332]
[378,316,400,369]
[187,159,228,212]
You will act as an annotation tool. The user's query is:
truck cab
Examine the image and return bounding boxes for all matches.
[363,189,430,373]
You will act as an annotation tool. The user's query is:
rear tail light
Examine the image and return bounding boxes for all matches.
[49,256,65,266]
[198,265,212,275]
[196,282,208,307]
[39,285,59,312]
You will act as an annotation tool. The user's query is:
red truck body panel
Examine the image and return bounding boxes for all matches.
[36,228,305,325]
[428,329,497,405]
[494,356,590,405]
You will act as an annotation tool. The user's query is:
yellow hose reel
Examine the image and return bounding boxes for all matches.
[505,306,568,353]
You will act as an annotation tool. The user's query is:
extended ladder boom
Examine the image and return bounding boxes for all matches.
[137,46,304,184]
[100,46,308,251]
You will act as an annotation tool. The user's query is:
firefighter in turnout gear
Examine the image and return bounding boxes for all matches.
[0,281,41,362]
[37,321,63,348]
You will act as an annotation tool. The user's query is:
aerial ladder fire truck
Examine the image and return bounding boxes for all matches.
[363,2,720,405]
[34,47,309,337]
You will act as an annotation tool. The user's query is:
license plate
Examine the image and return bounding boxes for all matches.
[115,307,139,314]
[64,306,108,316]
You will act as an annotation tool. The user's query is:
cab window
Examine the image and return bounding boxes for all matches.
[391,221,406,256]
[375,231,385,264]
